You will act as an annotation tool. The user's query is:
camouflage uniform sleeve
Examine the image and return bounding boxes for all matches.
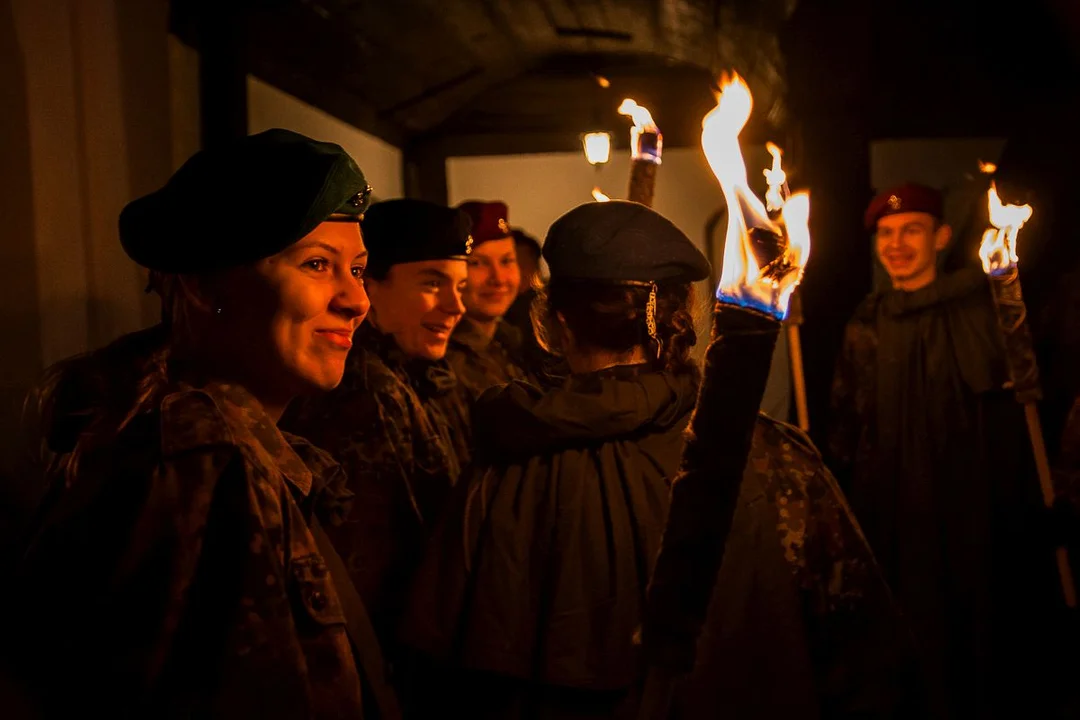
[316,380,432,629]
[792,432,920,715]
[11,391,244,696]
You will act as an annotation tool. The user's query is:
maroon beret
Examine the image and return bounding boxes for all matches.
[864,183,944,231]
[456,200,511,243]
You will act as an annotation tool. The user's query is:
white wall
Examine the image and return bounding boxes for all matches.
[448,148,726,256]
[247,77,404,200]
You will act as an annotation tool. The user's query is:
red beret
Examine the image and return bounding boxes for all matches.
[864,183,944,231]
[456,200,511,243]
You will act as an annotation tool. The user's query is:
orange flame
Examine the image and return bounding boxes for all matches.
[618,98,657,131]
[979,181,1032,275]
[763,142,787,212]
[979,160,997,174]
[701,73,810,319]
[592,187,611,202]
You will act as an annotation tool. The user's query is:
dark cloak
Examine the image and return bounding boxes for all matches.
[401,365,698,718]
[828,268,1057,717]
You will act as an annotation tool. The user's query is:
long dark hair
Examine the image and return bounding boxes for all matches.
[27,272,188,484]
[531,279,700,380]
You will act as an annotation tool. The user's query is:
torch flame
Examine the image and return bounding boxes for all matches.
[979,181,1033,275]
[978,160,997,174]
[592,187,611,202]
[763,142,787,212]
[701,72,810,319]
[618,98,657,131]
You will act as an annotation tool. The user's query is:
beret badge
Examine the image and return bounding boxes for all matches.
[887,194,902,210]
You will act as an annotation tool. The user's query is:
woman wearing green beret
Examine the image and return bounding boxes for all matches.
[2,130,397,719]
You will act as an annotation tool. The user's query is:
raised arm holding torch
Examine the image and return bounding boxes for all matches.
[978,182,1076,607]
[639,71,812,717]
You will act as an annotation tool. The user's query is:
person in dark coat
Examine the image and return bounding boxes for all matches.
[1,129,398,718]
[282,199,473,670]
[827,183,1059,718]
[401,200,710,719]
[446,201,533,401]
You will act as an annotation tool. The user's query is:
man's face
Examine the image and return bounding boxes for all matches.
[875,212,951,291]
[463,237,520,320]
[365,259,468,360]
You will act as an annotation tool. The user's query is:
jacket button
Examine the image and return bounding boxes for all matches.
[311,591,328,611]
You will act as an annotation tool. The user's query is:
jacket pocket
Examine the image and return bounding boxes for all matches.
[290,554,347,628]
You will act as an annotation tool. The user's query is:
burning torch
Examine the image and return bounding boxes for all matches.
[619,99,662,207]
[763,142,810,431]
[978,181,1076,607]
[639,72,812,717]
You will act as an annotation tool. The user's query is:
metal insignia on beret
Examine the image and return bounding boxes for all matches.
[888,194,901,210]
[498,218,509,233]
[465,235,474,254]
[349,184,374,210]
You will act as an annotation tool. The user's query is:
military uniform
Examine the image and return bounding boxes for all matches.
[282,199,473,664]
[6,382,368,718]
[1,129,395,718]
[446,316,532,401]
[283,321,469,651]
[646,415,921,718]
[2,323,169,566]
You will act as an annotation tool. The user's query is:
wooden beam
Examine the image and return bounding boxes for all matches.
[402,143,448,204]
[193,2,247,149]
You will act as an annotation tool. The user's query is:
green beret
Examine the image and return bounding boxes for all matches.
[119,128,371,273]
[361,199,472,272]
[543,200,711,284]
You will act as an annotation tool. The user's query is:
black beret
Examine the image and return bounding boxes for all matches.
[120,128,371,273]
[362,199,472,270]
[543,200,710,284]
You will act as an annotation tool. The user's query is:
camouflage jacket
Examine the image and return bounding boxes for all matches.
[445,317,532,402]
[4,380,365,719]
[3,324,169,562]
[647,415,919,717]
[282,322,470,655]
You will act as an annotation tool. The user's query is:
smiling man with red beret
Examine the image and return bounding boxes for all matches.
[829,182,1054,716]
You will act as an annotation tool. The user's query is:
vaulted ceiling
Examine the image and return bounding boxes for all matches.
[170,0,1077,154]
[171,0,795,152]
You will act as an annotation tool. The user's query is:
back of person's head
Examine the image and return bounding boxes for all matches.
[533,200,711,378]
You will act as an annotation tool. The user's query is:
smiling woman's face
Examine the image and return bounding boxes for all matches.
[365,259,469,361]
[463,237,520,321]
[212,221,371,398]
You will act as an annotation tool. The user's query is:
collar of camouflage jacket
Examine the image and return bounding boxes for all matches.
[163,381,314,498]
[450,316,523,355]
[353,321,459,398]
[472,365,699,456]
